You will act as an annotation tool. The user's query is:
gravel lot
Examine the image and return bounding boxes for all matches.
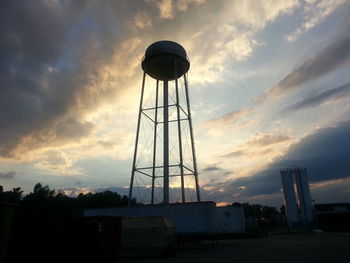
[120,232,350,263]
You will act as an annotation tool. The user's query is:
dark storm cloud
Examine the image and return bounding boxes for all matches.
[0,0,153,158]
[208,120,350,201]
[278,36,350,88]
[202,165,232,177]
[0,171,16,180]
[0,0,91,158]
[202,166,223,172]
[256,36,350,102]
[285,82,350,112]
[246,134,290,147]
[221,150,245,158]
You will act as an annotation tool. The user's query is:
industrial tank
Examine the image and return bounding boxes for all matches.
[281,170,300,227]
[295,168,315,224]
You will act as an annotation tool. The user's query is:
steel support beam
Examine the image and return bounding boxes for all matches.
[151,80,159,204]
[184,74,201,202]
[163,80,169,204]
[175,77,185,203]
[129,72,146,205]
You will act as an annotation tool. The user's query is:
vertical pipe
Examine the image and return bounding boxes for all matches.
[163,80,169,204]
[175,77,185,203]
[151,80,159,204]
[184,74,201,202]
[129,72,146,205]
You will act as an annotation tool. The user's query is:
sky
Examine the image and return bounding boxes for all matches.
[1,0,350,208]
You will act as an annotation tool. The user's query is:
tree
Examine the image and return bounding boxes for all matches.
[32,183,55,198]
[261,205,279,219]
[233,202,282,227]
[280,205,286,215]
[11,187,23,201]
[0,186,23,203]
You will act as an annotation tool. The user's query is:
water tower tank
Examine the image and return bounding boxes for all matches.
[141,40,190,81]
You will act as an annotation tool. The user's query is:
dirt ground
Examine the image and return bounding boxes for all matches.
[119,232,350,263]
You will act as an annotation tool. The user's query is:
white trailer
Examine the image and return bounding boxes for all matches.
[83,201,245,235]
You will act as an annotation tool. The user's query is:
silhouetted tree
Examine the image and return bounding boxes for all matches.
[233,202,282,227]
[2,182,136,221]
[261,205,279,219]
[280,205,286,215]
[0,185,23,203]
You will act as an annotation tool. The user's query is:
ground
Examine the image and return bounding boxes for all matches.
[119,232,350,263]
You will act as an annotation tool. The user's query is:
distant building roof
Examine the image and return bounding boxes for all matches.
[315,203,350,214]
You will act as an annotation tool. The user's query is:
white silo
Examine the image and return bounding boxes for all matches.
[295,167,314,225]
[280,170,300,227]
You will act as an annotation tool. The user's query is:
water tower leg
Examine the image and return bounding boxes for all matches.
[163,80,169,204]
[129,72,146,205]
[184,74,201,202]
[151,80,159,204]
[175,78,185,203]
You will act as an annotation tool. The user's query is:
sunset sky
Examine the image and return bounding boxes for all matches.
[1,0,350,207]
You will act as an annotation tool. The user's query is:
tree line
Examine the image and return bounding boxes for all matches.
[232,202,286,227]
[0,183,135,219]
[0,183,283,222]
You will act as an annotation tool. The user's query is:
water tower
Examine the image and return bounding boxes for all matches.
[129,40,201,204]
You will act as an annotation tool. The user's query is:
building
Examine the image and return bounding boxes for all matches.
[315,203,350,232]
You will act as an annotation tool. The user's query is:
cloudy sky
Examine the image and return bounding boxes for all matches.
[1,0,350,207]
